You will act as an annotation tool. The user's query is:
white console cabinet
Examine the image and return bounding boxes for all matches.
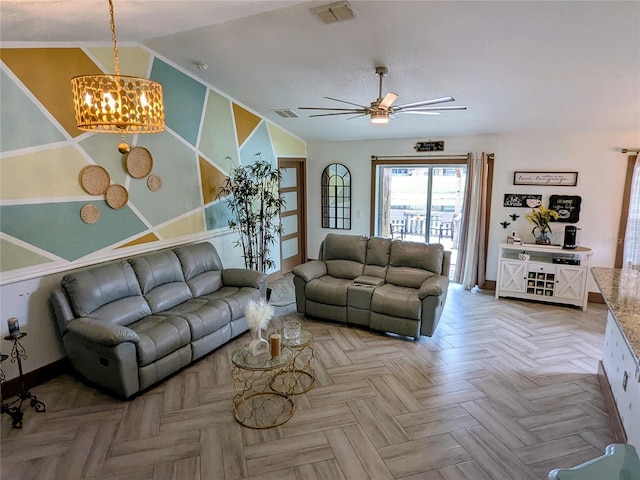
[495,243,592,310]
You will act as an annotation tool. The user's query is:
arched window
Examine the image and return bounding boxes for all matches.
[322,163,351,229]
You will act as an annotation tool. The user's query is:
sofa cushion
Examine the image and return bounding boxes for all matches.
[62,261,150,321]
[128,315,191,366]
[363,237,391,278]
[129,250,192,313]
[174,242,224,297]
[306,276,352,306]
[371,284,422,320]
[162,298,231,340]
[390,241,444,275]
[201,286,262,320]
[323,234,367,279]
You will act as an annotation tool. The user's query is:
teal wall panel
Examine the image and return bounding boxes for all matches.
[78,133,135,186]
[150,58,206,147]
[239,123,275,167]
[205,200,234,230]
[130,132,201,226]
[0,201,147,261]
[0,70,66,152]
[199,91,239,171]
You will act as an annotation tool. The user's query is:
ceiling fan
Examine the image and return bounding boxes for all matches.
[299,66,467,124]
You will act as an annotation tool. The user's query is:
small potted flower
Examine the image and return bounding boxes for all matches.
[525,205,559,245]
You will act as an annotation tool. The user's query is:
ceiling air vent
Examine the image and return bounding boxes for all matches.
[312,2,356,24]
[273,109,300,118]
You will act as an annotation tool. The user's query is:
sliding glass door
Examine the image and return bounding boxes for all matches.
[374,162,467,277]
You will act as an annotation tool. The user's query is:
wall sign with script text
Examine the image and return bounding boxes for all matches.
[513,171,578,186]
[414,141,444,152]
[503,194,543,208]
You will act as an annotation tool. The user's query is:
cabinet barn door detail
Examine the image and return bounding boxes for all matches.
[555,266,586,300]
[499,261,526,293]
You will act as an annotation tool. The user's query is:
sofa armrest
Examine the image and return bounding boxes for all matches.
[222,268,267,289]
[418,275,449,299]
[67,317,139,346]
[292,261,327,282]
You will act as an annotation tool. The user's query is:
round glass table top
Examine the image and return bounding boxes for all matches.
[232,345,293,370]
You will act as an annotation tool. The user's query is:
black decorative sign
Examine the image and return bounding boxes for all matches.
[503,194,542,208]
[549,195,581,223]
[414,141,444,152]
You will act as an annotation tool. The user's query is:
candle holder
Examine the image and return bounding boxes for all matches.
[1,333,46,428]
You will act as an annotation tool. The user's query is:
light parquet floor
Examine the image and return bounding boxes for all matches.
[1,278,616,479]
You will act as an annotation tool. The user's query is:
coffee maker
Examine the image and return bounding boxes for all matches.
[563,226,579,249]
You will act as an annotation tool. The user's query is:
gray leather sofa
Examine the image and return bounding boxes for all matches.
[50,242,266,398]
[292,234,450,339]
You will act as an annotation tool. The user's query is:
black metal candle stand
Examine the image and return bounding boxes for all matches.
[1,333,46,428]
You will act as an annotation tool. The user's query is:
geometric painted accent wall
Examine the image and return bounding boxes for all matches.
[0,44,306,283]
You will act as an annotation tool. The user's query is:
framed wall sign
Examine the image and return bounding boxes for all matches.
[503,193,542,208]
[549,195,581,223]
[513,171,578,186]
[414,141,444,152]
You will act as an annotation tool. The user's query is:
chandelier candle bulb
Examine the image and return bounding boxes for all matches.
[270,333,281,357]
[7,317,20,337]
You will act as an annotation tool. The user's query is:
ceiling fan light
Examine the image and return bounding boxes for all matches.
[370,111,389,124]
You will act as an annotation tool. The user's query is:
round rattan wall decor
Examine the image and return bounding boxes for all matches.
[106,184,128,209]
[81,165,110,195]
[80,204,100,224]
[126,147,153,179]
[147,173,162,192]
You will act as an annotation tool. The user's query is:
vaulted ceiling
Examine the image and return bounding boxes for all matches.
[2,1,639,142]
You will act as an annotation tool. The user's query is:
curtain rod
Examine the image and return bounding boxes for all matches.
[621,148,640,153]
[371,154,467,160]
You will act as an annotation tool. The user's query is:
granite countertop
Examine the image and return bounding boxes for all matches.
[591,267,640,361]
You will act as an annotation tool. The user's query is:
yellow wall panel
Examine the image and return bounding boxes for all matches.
[87,46,150,78]
[116,232,160,249]
[200,156,228,205]
[0,48,102,138]
[158,212,205,239]
[1,147,89,200]
[232,103,261,147]
[267,123,306,157]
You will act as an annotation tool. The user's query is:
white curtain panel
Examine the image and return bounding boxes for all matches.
[623,155,640,269]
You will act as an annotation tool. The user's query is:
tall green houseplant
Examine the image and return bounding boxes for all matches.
[218,156,285,273]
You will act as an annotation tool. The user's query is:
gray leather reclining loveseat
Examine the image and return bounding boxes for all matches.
[50,241,266,398]
[292,234,450,339]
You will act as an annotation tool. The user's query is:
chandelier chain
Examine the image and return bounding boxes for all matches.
[108,0,120,76]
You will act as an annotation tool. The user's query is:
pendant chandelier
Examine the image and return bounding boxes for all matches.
[71,0,165,153]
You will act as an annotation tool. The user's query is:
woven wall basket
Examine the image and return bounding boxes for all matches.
[126,147,153,179]
[81,165,110,195]
[106,184,128,209]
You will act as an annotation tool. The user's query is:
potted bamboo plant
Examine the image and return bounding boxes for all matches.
[218,155,285,274]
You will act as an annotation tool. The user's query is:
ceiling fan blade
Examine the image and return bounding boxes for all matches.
[401,105,468,112]
[379,92,398,110]
[401,111,441,116]
[394,96,455,111]
[299,107,365,112]
[323,97,368,108]
[346,113,368,121]
[308,111,365,117]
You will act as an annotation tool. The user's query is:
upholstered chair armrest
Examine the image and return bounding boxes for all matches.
[67,317,139,346]
[222,268,267,289]
[418,275,449,299]
[292,261,327,282]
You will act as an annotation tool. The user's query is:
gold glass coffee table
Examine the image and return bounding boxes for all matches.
[271,329,316,395]
[231,346,295,429]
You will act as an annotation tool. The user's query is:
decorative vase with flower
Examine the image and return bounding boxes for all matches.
[525,205,559,245]
[245,298,274,356]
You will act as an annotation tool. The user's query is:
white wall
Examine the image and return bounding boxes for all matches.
[307,129,639,287]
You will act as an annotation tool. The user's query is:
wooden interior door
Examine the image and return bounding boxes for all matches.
[279,158,306,274]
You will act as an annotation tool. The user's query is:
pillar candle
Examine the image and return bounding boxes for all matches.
[270,333,281,358]
[7,317,20,337]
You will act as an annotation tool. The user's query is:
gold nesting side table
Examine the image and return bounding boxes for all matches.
[231,346,296,429]
[272,329,316,395]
